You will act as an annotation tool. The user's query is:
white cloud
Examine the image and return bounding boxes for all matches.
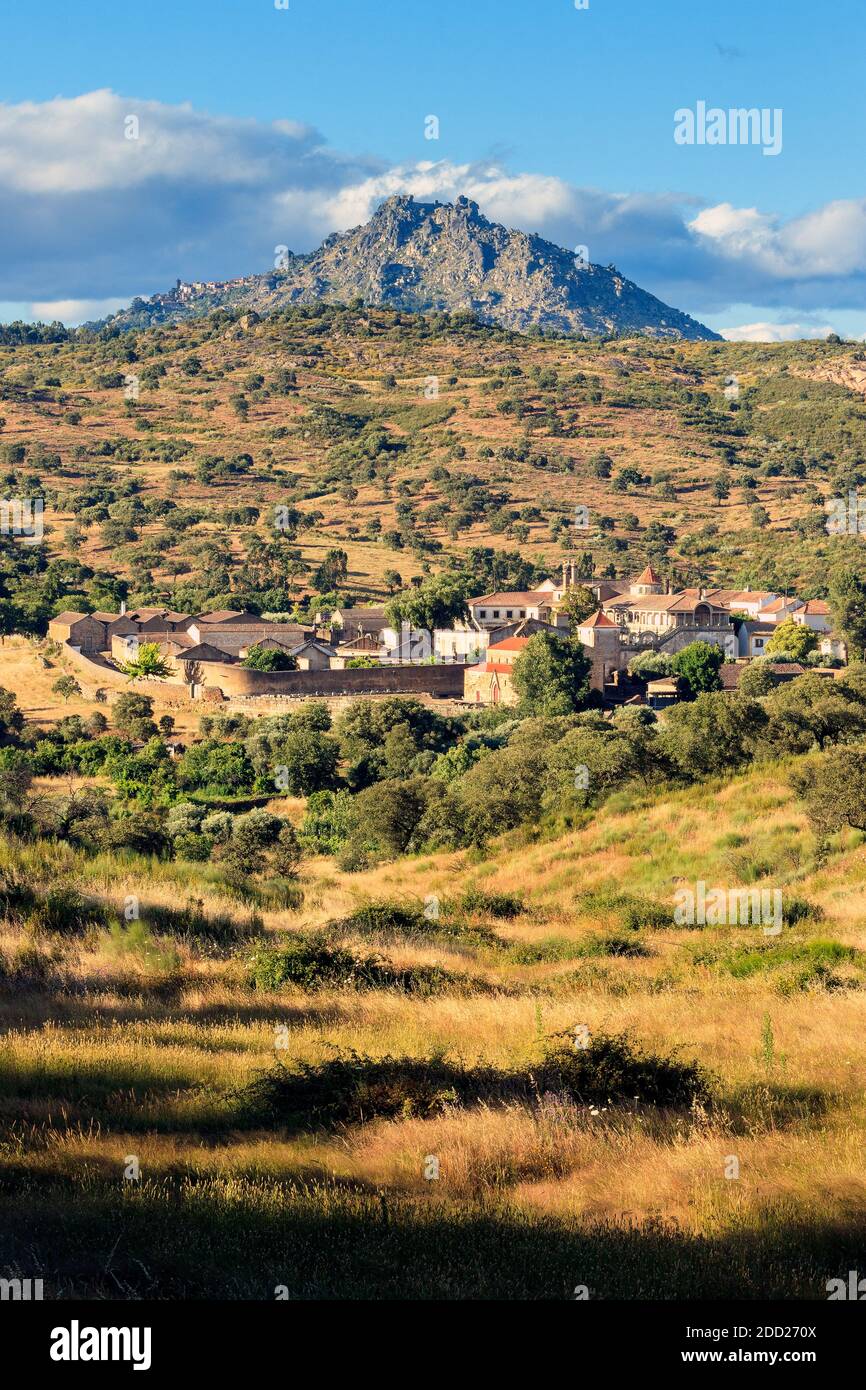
[0,89,865,329]
[721,320,839,343]
[30,297,131,325]
[690,199,866,279]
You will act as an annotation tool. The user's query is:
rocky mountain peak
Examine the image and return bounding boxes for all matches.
[100,198,721,340]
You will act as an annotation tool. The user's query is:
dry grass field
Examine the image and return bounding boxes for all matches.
[2,740,865,1299]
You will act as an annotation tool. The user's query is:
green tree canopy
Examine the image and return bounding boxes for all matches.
[511,632,591,716]
[242,644,298,671]
[118,641,172,682]
[764,618,817,661]
[670,641,725,696]
[385,572,471,631]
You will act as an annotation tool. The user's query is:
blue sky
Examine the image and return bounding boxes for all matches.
[1,0,864,338]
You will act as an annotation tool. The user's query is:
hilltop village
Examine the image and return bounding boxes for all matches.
[47,560,844,710]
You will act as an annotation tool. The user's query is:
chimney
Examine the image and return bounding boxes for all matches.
[120,600,127,616]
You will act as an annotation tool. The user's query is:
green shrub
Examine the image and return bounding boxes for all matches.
[695,937,857,985]
[236,1028,708,1131]
[334,900,500,949]
[577,933,650,959]
[506,936,584,964]
[247,933,468,995]
[236,1052,475,1128]
[539,1030,710,1107]
[577,887,671,931]
[459,887,525,919]
[26,886,108,937]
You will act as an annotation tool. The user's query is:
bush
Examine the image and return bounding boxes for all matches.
[236,1051,474,1128]
[26,886,108,937]
[539,1030,710,1107]
[576,888,671,931]
[247,933,466,995]
[334,899,500,949]
[459,887,525,919]
[506,936,585,964]
[236,1028,708,1131]
[577,933,650,958]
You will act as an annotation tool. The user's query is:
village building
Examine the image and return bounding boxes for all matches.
[575,609,621,692]
[602,586,738,658]
[463,636,528,706]
[737,621,777,659]
[283,638,336,671]
[328,607,390,644]
[467,590,569,630]
[48,612,108,654]
[645,676,683,710]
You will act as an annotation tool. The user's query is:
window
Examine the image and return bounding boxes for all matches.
[493,610,500,618]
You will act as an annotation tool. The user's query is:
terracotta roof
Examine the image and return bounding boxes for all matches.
[800,600,830,615]
[336,632,384,651]
[332,603,386,614]
[470,592,549,606]
[487,636,531,652]
[211,626,299,638]
[725,590,777,605]
[158,636,196,653]
[292,639,337,655]
[760,597,797,613]
[51,611,88,624]
[580,610,618,628]
[633,565,661,584]
[720,661,805,689]
[604,590,730,614]
[666,594,730,614]
[178,642,235,663]
[195,609,260,625]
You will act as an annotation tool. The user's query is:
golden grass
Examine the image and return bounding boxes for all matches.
[3,758,866,1295]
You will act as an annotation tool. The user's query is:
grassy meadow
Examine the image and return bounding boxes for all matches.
[2,758,866,1299]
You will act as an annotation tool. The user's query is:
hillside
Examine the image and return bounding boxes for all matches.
[100,196,721,342]
[1,308,866,625]
[2,709,865,1297]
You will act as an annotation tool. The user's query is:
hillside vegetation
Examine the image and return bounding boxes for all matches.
[2,669,866,1295]
[2,308,866,630]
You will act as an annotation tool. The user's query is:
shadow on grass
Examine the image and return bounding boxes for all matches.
[0,1176,863,1299]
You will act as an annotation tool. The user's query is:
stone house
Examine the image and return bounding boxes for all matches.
[48,612,106,654]
[467,591,569,630]
[463,636,529,705]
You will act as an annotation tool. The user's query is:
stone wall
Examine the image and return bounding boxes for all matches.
[58,643,467,702]
[203,661,467,699]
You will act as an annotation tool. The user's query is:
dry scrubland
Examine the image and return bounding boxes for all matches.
[3,314,866,1298]
[3,312,866,612]
[2,748,866,1298]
